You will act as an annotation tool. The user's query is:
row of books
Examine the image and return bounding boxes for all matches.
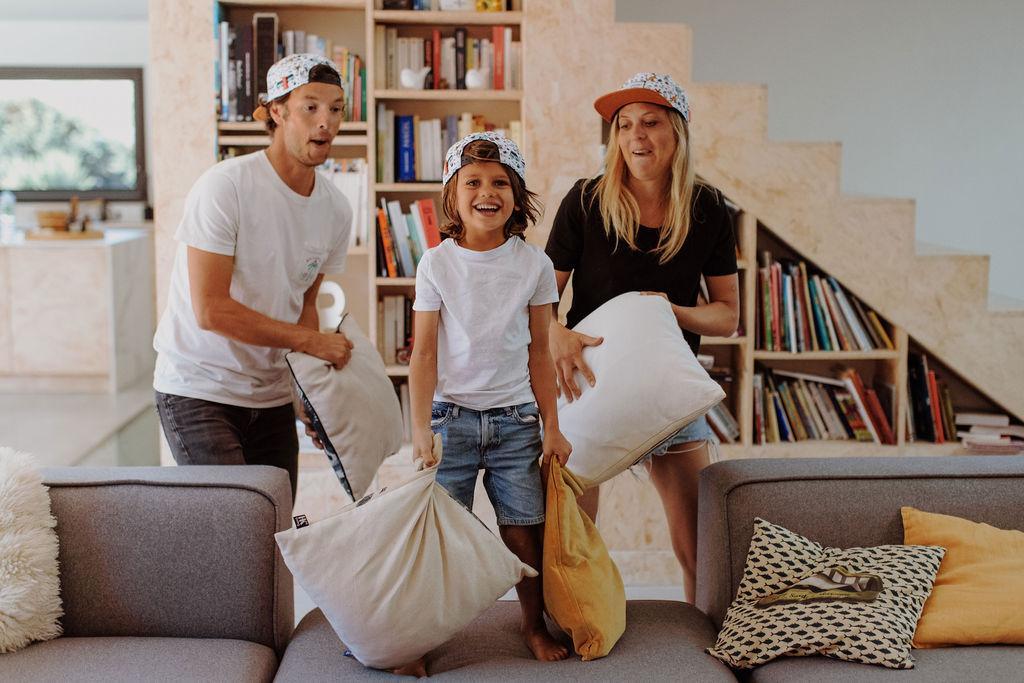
[379,294,415,366]
[754,367,895,445]
[375,26,521,91]
[376,197,442,278]
[320,159,369,249]
[375,103,522,183]
[214,12,366,122]
[954,412,1024,454]
[696,353,741,444]
[756,251,894,353]
[382,0,510,10]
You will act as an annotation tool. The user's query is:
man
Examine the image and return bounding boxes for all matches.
[153,54,353,502]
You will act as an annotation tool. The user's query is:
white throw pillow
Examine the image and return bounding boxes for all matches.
[276,440,536,670]
[558,292,725,488]
[0,448,63,652]
[286,314,404,500]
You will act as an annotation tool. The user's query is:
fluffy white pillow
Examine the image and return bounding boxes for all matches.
[287,314,404,500]
[275,439,536,670]
[0,448,63,652]
[559,292,725,488]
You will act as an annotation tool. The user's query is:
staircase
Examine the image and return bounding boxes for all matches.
[524,0,1023,421]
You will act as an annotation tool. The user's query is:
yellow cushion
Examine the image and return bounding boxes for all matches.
[902,506,1024,647]
[542,459,626,660]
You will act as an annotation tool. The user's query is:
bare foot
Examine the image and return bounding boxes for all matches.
[391,656,427,677]
[524,627,570,662]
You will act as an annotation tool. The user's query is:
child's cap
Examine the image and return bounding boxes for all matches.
[442,132,526,186]
[593,72,690,124]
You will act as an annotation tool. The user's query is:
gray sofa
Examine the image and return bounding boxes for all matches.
[697,455,1024,682]
[0,465,293,683]
[6,457,1023,681]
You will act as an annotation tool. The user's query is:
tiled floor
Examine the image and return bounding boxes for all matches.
[0,380,158,466]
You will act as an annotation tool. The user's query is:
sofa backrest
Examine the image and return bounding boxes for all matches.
[695,455,1024,627]
[41,465,294,653]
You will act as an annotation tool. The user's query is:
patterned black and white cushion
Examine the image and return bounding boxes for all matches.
[707,518,945,670]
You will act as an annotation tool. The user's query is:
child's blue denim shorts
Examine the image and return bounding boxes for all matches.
[430,400,545,526]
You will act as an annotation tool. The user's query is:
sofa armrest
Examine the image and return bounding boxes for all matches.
[41,465,294,653]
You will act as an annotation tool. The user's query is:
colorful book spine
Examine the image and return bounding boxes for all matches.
[396,115,416,182]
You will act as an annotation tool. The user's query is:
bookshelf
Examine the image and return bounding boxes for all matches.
[159,0,1017,458]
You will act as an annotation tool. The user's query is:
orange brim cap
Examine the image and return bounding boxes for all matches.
[594,87,673,123]
[593,72,691,123]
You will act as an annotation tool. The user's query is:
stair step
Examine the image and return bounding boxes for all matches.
[697,139,842,205]
[689,83,768,143]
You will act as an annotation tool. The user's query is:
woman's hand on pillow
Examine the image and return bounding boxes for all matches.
[412,427,438,467]
[542,427,573,466]
[548,320,603,402]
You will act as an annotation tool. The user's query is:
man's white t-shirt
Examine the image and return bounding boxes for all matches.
[153,151,352,408]
[413,237,559,410]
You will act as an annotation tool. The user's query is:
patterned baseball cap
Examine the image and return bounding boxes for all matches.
[253,53,342,122]
[442,131,526,186]
[593,72,690,123]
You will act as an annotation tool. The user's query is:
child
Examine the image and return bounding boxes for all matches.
[407,132,572,670]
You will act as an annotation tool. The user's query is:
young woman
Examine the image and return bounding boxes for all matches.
[545,73,740,600]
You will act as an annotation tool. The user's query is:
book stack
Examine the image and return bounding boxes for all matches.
[954,412,1024,454]
[319,158,368,248]
[379,294,414,366]
[697,354,741,443]
[376,197,442,277]
[756,251,893,353]
[754,367,895,445]
[376,104,522,183]
[375,25,521,91]
[906,351,958,444]
[215,12,366,122]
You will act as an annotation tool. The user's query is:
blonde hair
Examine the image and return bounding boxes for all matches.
[591,108,694,264]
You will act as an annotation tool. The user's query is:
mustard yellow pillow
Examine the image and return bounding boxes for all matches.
[542,459,625,660]
[902,506,1024,647]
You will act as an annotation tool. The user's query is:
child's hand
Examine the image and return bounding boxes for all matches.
[543,428,572,467]
[413,428,438,467]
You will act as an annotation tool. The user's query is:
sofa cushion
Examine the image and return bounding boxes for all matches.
[286,314,403,500]
[750,646,1024,682]
[902,506,1024,647]
[557,292,724,488]
[707,518,943,670]
[275,602,734,681]
[40,465,294,654]
[0,449,62,652]
[0,636,277,683]
[542,458,625,661]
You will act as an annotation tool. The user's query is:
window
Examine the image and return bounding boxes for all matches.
[0,67,147,200]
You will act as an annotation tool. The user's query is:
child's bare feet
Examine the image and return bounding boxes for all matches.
[524,626,570,661]
[391,656,427,677]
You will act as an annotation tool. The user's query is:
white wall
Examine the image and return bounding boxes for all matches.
[617,0,1024,300]
[0,20,150,223]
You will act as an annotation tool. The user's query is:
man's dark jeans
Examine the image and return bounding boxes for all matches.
[155,391,299,503]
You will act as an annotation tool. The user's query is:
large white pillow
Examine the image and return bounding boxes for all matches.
[275,440,536,670]
[559,292,725,488]
[0,448,63,653]
[286,314,403,500]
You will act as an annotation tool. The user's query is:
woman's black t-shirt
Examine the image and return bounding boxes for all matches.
[544,178,738,354]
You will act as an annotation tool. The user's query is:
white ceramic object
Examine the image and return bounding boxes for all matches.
[465,67,490,90]
[316,280,346,332]
[399,67,431,90]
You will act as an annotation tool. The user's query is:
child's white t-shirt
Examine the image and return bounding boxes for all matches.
[413,237,559,410]
[153,151,352,408]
